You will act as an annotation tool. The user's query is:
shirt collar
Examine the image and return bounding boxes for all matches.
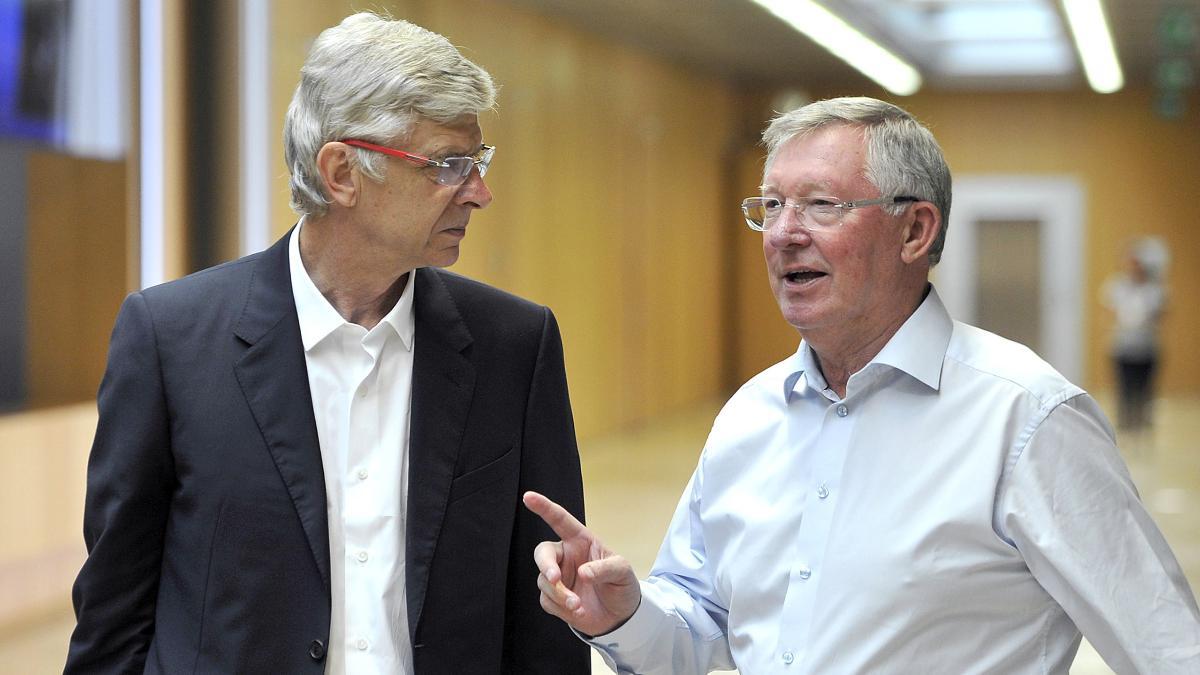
[869,285,952,391]
[289,219,416,352]
[378,271,415,350]
[782,343,827,401]
[783,284,953,402]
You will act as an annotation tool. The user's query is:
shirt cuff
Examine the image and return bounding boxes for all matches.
[578,580,674,654]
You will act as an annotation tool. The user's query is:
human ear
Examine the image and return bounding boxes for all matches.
[900,202,941,264]
[315,142,360,208]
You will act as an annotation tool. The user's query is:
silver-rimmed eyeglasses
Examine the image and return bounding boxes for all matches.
[740,195,919,231]
[341,139,495,187]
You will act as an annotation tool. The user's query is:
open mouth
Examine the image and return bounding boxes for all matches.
[784,270,826,283]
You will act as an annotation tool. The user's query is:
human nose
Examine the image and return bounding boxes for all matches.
[456,165,492,209]
[764,204,812,249]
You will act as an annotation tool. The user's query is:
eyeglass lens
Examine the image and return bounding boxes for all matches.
[742,198,843,230]
[436,146,493,186]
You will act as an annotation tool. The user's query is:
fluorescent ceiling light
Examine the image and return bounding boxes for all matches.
[1062,0,1124,93]
[750,0,922,96]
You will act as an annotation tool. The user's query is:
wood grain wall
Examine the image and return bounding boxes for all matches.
[16,4,1200,424]
[24,154,127,408]
[270,0,742,438]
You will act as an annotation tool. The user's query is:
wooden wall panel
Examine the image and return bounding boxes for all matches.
[25,154,128,408]
[268,0,391,241]
[160,0,189,281]
[429,0,739,436]
[731,146,803,385]
[269,0,741,438]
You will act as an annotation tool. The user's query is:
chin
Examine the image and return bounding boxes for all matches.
[429,249,461,268]
[778,301,823,332]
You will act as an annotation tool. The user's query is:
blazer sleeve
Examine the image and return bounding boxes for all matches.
[65,292,175,673]
[502,306,590,673]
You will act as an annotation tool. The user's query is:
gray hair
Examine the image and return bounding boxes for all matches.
[284,12,497,217]
[762,97,952,265]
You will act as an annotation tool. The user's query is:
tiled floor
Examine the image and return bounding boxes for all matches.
[3,396,1196,673]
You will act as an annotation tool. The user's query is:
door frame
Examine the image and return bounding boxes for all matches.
[936,175,1086,382]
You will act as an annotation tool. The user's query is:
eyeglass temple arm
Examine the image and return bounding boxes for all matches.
[341,139,443,169]
[842,195,921,208]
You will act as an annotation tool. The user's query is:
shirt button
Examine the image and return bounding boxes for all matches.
[357,468,369,480]
[836,404,849,417]
[782,650,795,664]
[356,638,369,651]
[356,550,369,563]
[798,565,812,580]
[358,388,368,398]
[817,484,830,499]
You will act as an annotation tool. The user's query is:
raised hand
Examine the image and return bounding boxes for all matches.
[523,491,641,637]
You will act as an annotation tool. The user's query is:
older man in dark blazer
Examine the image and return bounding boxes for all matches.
[65,13,587,674]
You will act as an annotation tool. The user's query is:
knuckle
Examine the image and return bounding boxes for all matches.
[539,592,566,618]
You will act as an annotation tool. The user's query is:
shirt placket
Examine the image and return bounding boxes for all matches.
[344,336,381,668]
[775,391,856,670]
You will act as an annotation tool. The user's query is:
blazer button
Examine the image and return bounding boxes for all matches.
[309,639,326,661]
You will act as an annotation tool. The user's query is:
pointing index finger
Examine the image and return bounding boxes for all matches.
[523,491,587,540]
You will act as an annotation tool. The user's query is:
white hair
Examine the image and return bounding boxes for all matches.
[283,12,497,217]
[763,97,952,265]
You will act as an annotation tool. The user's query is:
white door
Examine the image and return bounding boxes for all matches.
[936,175,1085,383]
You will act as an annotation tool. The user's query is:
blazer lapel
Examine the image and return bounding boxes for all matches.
[406,267,476,638]
[232,230,331,591]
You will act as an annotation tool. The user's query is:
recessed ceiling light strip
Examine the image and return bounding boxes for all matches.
[1062,0,1124,93]
[749,0,923,96]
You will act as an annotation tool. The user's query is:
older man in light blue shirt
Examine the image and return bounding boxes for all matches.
[525,96,1200,674]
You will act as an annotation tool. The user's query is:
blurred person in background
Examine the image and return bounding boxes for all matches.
[1102,237,1168,436]
[65,12,586,674]
[525,97,1200,674]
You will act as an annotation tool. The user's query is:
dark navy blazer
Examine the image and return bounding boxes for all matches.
[65,231,588,673]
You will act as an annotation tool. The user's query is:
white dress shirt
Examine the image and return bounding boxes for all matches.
[290,223,415,675]
[591,286,1200,674]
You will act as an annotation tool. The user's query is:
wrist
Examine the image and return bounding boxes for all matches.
[582,595,642,639]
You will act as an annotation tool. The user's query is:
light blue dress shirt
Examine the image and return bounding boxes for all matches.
[590,286,1200,674]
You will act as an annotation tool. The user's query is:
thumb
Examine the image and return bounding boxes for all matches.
[579,555,633,586]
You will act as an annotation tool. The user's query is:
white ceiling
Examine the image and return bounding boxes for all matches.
[839,0,1078,89]
[499,0,1199,94]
